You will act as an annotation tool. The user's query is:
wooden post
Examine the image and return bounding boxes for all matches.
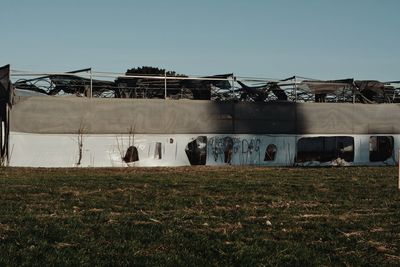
[398,149,400,190]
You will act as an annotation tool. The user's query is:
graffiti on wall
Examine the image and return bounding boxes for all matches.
[208,136,262,165]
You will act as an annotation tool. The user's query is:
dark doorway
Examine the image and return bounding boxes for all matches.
[264,144,277,161]
[185,136,207,165]
[123,146,139,163]
[154,142,162,159]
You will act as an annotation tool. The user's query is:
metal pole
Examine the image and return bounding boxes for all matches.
[232,74,235,133]
[6,66,10,165]
[89,68,93,98]
[164,70,167,100]
[231,73,235,98]
[294,76,297,102]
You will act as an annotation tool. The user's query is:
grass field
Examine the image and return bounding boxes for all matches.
[0,166,399,266]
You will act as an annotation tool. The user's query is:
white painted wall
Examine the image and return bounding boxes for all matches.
[8,132,399,167]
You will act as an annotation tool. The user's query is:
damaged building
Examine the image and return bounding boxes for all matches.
[2,64,400,167]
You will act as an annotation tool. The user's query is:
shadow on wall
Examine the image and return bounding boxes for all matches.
[184,102,399,166]
[185,101,298,165]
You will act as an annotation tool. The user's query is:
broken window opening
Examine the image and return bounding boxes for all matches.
[296,136,354,163]
[123,146,139,163]
[185,136,207,165]
[369,136,393,162]
[154,142,162,159]
[315,93,326,103]
[264,144,277,161]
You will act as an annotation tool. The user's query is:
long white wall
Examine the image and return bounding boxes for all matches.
[8,132,398,167]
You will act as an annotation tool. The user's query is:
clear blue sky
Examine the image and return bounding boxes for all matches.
[1,0,399,80]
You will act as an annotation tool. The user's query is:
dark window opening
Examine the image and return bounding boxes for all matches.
[154,142,162,159]
[123,146,139,163]
[185,136,207,165]
[296,136,354,163]
[369,136,393,162]
[264,144,277,161]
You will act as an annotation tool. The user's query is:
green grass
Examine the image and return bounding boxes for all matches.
[0,166,399,266]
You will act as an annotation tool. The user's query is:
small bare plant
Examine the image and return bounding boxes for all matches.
[116,123,137,165]
[128,125,135,148]
[76,123,85,166]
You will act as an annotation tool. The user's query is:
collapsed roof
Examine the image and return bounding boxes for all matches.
[297,79,397,103]
[14,71,233,100]
[11,67,400,103]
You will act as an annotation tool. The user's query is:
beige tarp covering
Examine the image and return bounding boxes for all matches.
[10,96,400,134]
[297,81,351,94]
